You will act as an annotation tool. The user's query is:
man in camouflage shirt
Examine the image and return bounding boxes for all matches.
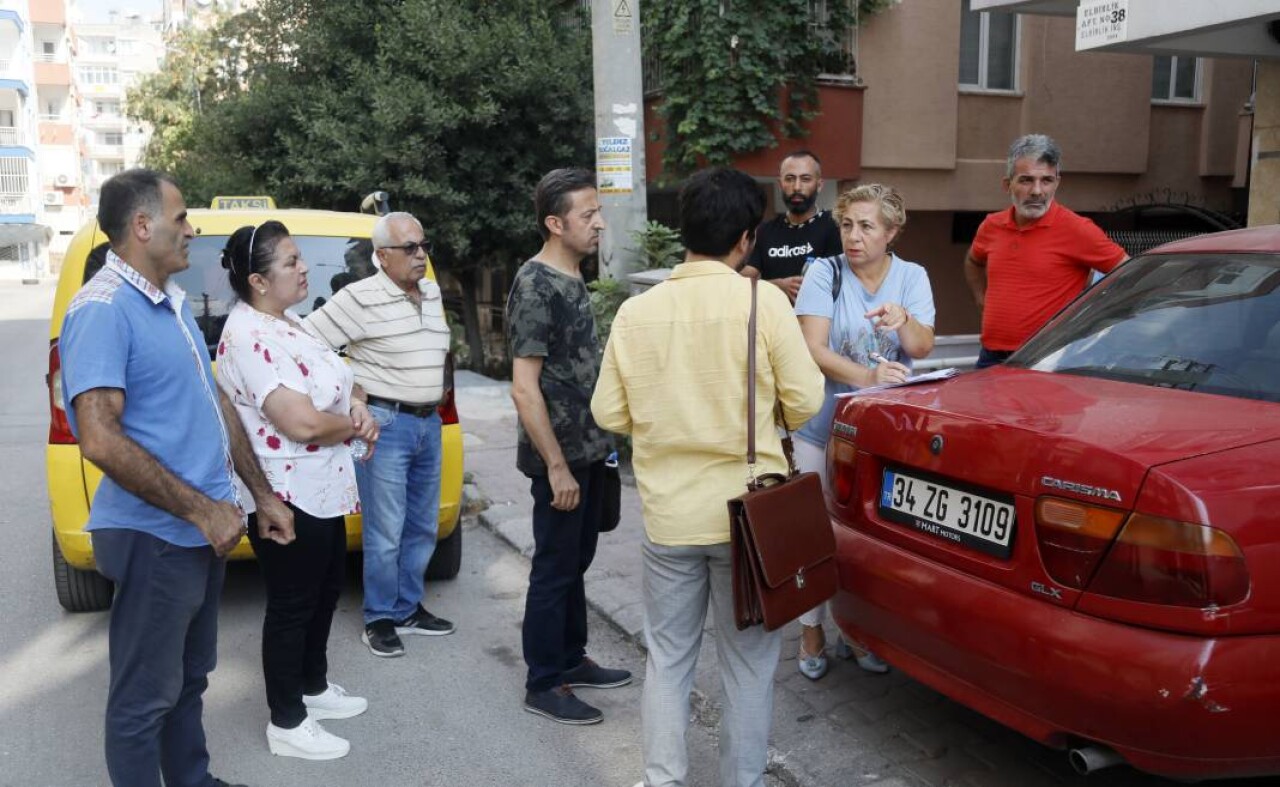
[506,168,632,725]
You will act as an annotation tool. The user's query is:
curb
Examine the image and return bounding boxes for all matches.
[466,483,862,787]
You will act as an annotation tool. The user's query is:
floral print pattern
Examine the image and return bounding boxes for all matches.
[215,301,359,518]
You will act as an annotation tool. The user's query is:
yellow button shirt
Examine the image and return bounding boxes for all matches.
[591,260,825,546]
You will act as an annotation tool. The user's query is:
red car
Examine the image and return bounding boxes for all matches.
[826,226,1280,781]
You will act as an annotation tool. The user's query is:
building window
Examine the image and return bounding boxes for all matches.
[78,66,119,85]
[93,100,121,117]
[809,0,857,78]
[1152,55,1199,102]
[101,131,124,146]
[98,161,125,176]
[959,0,1018,91]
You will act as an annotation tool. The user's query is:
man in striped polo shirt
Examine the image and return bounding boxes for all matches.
[306,212,455,657]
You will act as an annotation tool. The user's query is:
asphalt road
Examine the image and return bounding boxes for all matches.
[0,280,735,787]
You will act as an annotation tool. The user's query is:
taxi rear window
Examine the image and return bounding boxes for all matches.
[85,234,376,359]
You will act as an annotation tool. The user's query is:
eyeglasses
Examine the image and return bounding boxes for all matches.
[380,240,432,256]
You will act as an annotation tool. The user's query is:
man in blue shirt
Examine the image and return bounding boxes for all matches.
[60,169,294,787]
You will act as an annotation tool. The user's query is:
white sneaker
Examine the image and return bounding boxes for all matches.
[303,682,368,720]
[266,717,350,760]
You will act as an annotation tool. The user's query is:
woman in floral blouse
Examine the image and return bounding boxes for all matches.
[215,221,379,761]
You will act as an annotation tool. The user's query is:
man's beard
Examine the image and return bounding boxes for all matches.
[787,191,817,216]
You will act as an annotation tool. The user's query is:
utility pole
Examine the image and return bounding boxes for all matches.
[591,0,648,279]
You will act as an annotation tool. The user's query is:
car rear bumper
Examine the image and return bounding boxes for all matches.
[831,525,1280,780]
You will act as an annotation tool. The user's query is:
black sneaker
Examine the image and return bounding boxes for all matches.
[212,780,248,787]
[396,605,455,636]
[362,619,405,657]
[562,657,633,689]
[523,685,603,725]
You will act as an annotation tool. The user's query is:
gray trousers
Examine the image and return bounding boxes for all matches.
[642,537,782,787]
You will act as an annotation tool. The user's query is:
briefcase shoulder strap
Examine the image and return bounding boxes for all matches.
[745,278,799,484]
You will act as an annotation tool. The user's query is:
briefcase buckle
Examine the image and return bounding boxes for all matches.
[795,568,806,589]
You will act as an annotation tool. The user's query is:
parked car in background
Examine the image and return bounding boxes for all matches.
[46,198,465,612]
[826,226,1280,780]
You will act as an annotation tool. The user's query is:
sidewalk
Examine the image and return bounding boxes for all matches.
[455,372,1134,787]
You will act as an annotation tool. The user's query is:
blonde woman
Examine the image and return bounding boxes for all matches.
[792,184,937,679]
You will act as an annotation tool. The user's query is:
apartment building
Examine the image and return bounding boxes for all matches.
[74,14,163,207]
[642,0,1255,335]
[0,1,53,281]
[30,0,81,270]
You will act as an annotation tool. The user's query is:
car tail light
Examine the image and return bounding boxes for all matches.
[1087,514,1249,607]
[46,340,77,445]
[438,352,458,426]
[1034,497,1127,588]
[827,431,857,506]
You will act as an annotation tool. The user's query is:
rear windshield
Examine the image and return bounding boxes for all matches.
[85,234,376,359]
[1010,254,1280,404]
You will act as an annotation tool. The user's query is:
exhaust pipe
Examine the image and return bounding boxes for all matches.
[1068,744,1125,775]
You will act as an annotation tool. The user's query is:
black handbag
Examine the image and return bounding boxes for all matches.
[727,278,839,631]
[598,451,621,533]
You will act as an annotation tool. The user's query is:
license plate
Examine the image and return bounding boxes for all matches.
[879,469,1016,559]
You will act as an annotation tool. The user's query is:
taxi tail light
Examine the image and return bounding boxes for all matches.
[1033,497,1127,589]
[47,341,77,445]
[827,433,857,506]
[438,353,458,426]
[1086,514,1249,608]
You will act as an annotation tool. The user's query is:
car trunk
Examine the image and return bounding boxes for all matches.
[832,366,1280,610]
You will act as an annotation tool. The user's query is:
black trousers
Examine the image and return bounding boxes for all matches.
[247,503,346,728]
[976,347,1014,369]
[522,460,605,692]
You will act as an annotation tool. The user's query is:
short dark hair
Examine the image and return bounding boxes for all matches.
[97,168,176,246]
[534,168,596,241]
[220,220,292,302]
[782,149,822,171]
[678,168,765,257]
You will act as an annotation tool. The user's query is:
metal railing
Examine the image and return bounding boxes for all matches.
[0,126,22,145]
[0,193,35,214]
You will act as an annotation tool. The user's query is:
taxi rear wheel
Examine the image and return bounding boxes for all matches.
[425,522,462,580]
[52,531,114,612]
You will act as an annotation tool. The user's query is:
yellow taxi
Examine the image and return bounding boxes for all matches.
[46,197,465,611]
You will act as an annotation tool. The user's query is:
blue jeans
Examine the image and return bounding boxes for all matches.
[356,404,442,625]
[92,528,225,787]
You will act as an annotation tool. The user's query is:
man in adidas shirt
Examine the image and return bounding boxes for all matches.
[741,150,842,303]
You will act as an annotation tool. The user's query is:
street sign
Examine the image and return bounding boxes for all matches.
[1076,0,1129,50]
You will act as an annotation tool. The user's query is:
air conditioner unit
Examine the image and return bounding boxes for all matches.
[55,174,71,186]
[43,191,64,206]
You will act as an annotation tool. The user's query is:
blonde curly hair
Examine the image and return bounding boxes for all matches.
[834,183,907,245]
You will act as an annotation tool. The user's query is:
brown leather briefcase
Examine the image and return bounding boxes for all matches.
[728,279,838,632]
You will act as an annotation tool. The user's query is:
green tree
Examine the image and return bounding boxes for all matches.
[126,12,268,203]
[644,0,894,177]
[134,0,594,371]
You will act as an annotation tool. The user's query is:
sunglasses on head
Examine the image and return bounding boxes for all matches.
[381,240,432,256]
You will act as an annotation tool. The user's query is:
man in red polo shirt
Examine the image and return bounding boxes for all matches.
[964,134,1127,368]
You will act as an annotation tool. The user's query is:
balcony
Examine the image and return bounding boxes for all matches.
[34,60,70,85]
[28,0,66,27]
[643,81,864,182]
[0,58,29,97]
[0,191,36,220]
[0,10,23,34]
[0,125,25,145]
[81,113,125,128]
[87,143,124,159]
